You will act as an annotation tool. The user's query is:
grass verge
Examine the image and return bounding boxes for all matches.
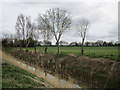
[2,60,46,88]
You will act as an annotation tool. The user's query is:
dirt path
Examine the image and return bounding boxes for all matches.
[0,50,81,88]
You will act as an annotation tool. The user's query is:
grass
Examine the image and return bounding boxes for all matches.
[23,46,119,61]
[2,60,46,88]
[2,46,119,61]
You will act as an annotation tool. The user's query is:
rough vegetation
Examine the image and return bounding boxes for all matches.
[10,50,120,88]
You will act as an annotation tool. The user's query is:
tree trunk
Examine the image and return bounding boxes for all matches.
[81,45,84,56]
[25,42,28,52]
[25,46,28,52]
[25,40,30,52]
[34,46,36,53]
[81,38,84,56]
[44,45,48,54]
[34,42,36,53]
[19,42,22,51]
[57,41,60,54]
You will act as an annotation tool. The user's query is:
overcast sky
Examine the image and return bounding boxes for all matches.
[0,0,118,44]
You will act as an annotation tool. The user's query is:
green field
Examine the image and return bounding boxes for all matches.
[22,46,119,61]
[3,46,119,61]
[2,60,50,88]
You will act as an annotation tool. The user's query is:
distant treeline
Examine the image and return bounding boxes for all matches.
[1,37,119,47]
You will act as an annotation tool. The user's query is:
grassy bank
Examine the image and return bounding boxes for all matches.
[2,60,50,88]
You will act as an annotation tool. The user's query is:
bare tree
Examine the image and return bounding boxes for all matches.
[76,18,90,55]
[38,15,53,54]
[15,14,25,41]
[32,22,40,53]
[25,16,33,51]
[15,14,26,50]
[15,14,35,51]
[38,8,71,54]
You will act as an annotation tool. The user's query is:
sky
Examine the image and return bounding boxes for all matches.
[0,0,119,44]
